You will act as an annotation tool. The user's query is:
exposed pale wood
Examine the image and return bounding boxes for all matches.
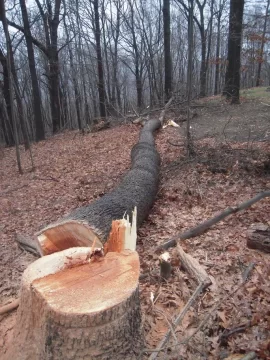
[159,252,172,280]
[5,247,142,360]
[36,220,103,255]
[104,208,137,254]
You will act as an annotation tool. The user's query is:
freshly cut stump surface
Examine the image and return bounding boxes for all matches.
[5,247,142,360]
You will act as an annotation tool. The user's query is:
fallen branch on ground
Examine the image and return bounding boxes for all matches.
[218,321,253,345]
[157,190,270,251]
[176,244,212,286]
[178,262,255,347]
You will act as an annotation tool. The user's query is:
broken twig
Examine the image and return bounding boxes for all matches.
[148,245,212,360]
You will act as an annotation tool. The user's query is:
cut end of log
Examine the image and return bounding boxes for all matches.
[7,247,142,360]
[36,220,103,256]
[32,248,139,314]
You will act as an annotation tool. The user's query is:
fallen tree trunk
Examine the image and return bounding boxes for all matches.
[3,107,173,358]
[36,119,162,255]
[247,223,270,253]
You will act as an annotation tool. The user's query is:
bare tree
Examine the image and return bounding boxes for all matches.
[163,0,172,100]
[93,0,107,119]
[0,0,22,172]
[19,0,45,141]
[7,0,63,132]
[256,0,270,87]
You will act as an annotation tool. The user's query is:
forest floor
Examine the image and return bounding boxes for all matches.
[0,90,270,359]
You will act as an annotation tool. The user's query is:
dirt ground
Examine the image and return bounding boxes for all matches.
[0,93,269,359]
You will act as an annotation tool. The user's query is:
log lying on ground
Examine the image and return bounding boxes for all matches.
[36,119,162,255]
[247,223,270,253]
[4,247,142,360]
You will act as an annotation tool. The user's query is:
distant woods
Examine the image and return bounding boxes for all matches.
[0,0,269,146]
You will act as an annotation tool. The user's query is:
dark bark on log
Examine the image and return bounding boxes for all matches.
[247,224,270,253]
[36,118,163,255]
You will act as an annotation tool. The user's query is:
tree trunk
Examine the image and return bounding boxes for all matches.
[35,118,161,254]
[0,49,14,146]
[135,62,143,111]
[0,88,12,145]
[93,0,107,119]
[199,28,207,97]
[63,8,82,131]
[214,14,221,95]
[255,0,270,87]
[19,0,45,141]
[163,0,172,101]
[0,0,22,173]
[9,41,31,150]
[223,0,245,104]
[186,0,194,156]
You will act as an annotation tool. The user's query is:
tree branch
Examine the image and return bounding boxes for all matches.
[57,35,76,53]
[157,190,270,251]
[6,19,48,56]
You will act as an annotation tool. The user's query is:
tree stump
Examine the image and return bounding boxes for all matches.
[4,247,142,360]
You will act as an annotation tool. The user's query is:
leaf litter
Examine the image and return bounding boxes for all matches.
[0,109,270,359]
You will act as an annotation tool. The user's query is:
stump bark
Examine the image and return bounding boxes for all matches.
[4,248,142,360]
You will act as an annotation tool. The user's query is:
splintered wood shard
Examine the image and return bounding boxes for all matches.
[36,207,137,256]
[104,207,137,254]
[5,247,142,360]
